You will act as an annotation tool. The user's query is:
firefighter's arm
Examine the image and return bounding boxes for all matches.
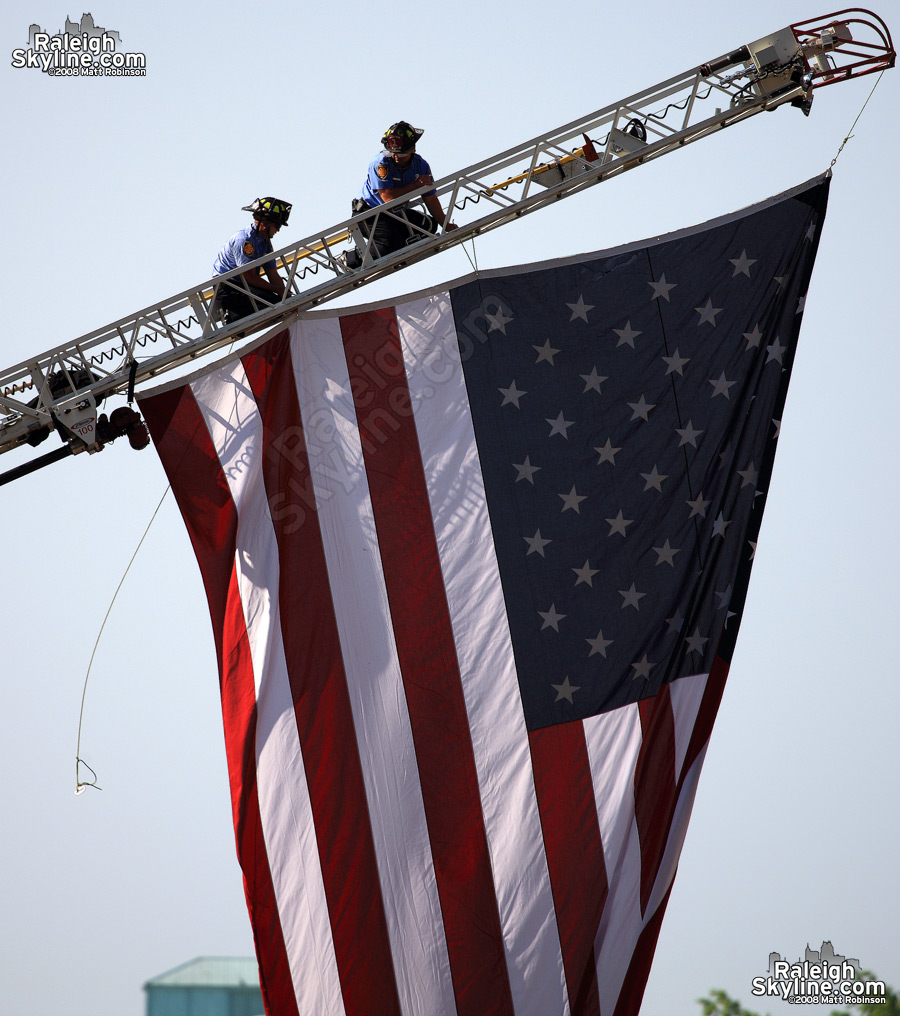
[376,173,434,203]
[424,192,457,230]
[241,265,284,296]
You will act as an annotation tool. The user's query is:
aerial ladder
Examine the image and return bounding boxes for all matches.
[0,9,893,485]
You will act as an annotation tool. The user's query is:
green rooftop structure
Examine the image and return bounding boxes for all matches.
[143,957,264,1016]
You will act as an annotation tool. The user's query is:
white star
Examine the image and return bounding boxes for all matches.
[486,307,513,333]
[594,439,621,465]
[524,529,552,557]
[686,492,710,518]
[676,420,704,448]
[666,612,685,634]
[652,539,680,566]
[712,512,732,538]
[581,367,608,394]
[606,510,634,537]
[796,295,806,315]
[685,628,709,655]
[806,222,817,242]
[534,338,561,364]
[662,349,690,376]
[559,486,586,513]
[567,295,594,322]
[586,630,613,658]
[773,418,781,439]
[766,338,786,364]
[729,249,757,277]
[631,655,653,681]
[573,559,599,587]
[619,583,645,611]
[627,394,655,422]
[738,463,758,489]
[748,540,757,560]
[648,273,676,301]
[695,298,723,326]
[614,321,642,348]
[743,325,763,350]
[499,380,527,407]
[538,603,566,631]
[551,676,580,703]
[774,275,786,288]
[715,584,733,609]
[324,376,352,403]
[546,411,575,438]
[513,456,540,483]
[708,371,736,399]
[641,465,668,492]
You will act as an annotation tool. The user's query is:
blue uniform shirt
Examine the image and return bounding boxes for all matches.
[357,152,436,207]
[213,224,275,276]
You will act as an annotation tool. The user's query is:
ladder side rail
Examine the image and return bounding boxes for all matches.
[1,72,779,409]
[0,64,733,401]
[0,287,199,385]
[470,73,715,196]
[103,84,812,385]
[444,66,705,185]
[0,74,800,453]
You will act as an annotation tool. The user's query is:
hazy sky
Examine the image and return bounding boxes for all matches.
[2,2,897,1014]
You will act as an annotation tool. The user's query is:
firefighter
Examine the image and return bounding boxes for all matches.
[345,122,456,267]
[213,197,292,323]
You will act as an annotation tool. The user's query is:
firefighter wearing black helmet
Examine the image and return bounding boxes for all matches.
[347,122,456,266]
[213,197,292,323]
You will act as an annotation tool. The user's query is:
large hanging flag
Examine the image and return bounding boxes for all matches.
[139,174,829,1016]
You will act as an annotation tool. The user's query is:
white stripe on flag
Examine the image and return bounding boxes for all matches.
[583,702,643,1015]
[648,746,709,918]
[396,293,570,1016]
[190,364,344,1014]
[289,316,456,1016]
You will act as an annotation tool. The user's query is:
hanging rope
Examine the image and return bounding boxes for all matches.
[75,484,170,794]
[830,70,886,168]
[461,236,479,276]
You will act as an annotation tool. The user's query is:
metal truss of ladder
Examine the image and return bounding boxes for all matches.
[0,8,893,475]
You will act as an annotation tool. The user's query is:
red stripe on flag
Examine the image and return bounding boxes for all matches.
[141,384,298,1016]
[141,385,241,670]
[635,686,677,916]
[241,336,403,1016]
[529,723,607,1016]
[634,658,729,924]
[611,881,674,1016]
[340,307,516,1016]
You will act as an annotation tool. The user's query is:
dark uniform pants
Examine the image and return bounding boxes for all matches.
[351,199,437,260]
[214,277,281,323]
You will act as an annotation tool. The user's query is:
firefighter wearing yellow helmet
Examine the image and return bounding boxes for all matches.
[213,197,292,324]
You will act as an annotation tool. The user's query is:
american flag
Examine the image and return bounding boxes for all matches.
[139,174,829,1016]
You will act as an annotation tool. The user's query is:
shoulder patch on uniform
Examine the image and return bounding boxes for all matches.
[243,240,255,256]
[376,162,389,180]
